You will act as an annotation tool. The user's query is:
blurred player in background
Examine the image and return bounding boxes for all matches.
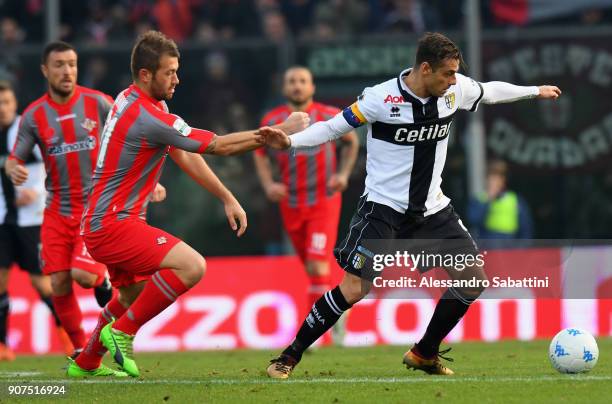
[467,159,533,241]
[71,31,305,378]
[0,80,72,359]
[254,66,359,345]
[4,42,120,358]
[266,32,561,378]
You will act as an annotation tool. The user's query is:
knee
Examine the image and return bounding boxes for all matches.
[71,269,97,289]
[51,272,72,295]
[459,286,485,301]
[29,278,46,295]
[118,290,135,308]
[339,275,369,305]
[458,268,487,300]
[182,255,206,287]
[306,260,330,277]
[117,281,146,308]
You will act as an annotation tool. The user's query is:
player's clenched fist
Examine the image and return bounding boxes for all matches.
[151,183,167,202]
[264,182,288,202]
[537,85,562,99]
[280,112,310,135]
[8,164,29,186]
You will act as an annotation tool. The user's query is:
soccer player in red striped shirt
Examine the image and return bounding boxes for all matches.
[4,42,121,359]
[254,67,359,344]
[70,31,306,378]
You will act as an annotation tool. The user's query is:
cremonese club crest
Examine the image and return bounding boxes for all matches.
[81,118,97,133]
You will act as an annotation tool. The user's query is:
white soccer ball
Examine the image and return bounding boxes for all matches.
[548,328,598,374]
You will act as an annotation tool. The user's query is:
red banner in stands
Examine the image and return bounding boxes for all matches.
[5,249,612,354]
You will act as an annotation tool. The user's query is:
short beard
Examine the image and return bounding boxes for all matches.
[150,81,173,101]
[49,84,73,99]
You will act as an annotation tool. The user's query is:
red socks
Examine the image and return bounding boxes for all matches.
[308,274,331,309]
[308,274,332,345]
[75,297,126,370]
[113,270,188,336]
[52,292,86,350]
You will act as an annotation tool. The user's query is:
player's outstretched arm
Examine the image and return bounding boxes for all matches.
[206,126,290,155]
[285,109,360,149]
[170,149,248,237]
[204,130,263,156]
[480,81,561,104]
[205,112,307,155]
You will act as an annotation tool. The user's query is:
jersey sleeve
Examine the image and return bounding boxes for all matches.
[141,103,215,153]
[341,86,379,127]
[10,110,38,163]
[323,105,352,142]
[456,73,484,112]
[98,93,114,121]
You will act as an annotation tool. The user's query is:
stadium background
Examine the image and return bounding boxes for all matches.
[2,0,612,354]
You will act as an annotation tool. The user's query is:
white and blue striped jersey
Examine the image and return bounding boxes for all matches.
[343,68,483,216]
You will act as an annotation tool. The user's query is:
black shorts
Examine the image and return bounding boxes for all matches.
[334,197,478,281]
[0,224,42,274]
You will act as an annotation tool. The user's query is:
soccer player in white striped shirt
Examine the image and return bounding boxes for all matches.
[265,32,560,378]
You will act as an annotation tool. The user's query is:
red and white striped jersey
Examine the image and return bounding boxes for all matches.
[82,85,214,233]
[256,102,340,208]
[10,86,113,217]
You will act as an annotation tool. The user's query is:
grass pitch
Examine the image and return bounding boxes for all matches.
[0,340,610,403]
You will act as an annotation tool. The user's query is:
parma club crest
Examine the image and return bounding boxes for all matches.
[352,253,366,270]
[444,92,456,109]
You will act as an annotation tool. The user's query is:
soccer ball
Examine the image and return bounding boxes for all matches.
[548,328,598,374]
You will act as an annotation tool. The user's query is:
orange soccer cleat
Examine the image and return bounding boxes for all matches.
[56,326,75,356]
[402,346,455,375]
[0,343,16,361]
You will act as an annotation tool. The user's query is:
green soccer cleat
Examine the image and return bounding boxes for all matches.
[66,358,128,378]
[99,323,140,377]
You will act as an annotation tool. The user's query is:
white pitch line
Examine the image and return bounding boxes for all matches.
[15,375,612,385]
[0,371,43,378]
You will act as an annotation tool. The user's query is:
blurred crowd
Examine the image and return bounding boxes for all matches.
[0,0,611,251]
[2,0,612,46]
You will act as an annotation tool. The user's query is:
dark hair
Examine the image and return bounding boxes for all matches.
[0,80,15,93]
[42,41,76,64]
[415,32,463,70]
[284,65,313,80]
[131,31,180,80]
